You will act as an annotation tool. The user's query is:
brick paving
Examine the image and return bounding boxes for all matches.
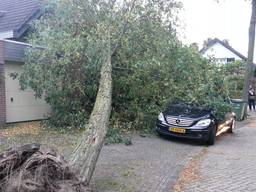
[183,112,256,192]
[90,112,256,192]
[91,135,204,192]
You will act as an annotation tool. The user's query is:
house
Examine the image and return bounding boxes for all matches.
[199,38,247,64]
[0,0,50,125]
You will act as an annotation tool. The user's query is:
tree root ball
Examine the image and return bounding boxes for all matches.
[0,144,91,192]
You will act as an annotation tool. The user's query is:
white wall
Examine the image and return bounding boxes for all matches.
[202,42,243,64]
[0,31,13,40]
[5,62,51,123]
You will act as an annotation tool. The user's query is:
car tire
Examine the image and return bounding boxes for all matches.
[207,126,216,145]
[228,119,235,133]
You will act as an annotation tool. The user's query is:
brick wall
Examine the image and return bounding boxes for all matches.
[0,41,6,125]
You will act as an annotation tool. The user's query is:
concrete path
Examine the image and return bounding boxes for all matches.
[177,112,256,192]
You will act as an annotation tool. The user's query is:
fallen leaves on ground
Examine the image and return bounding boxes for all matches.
[172,148,208,192]
[0,121,44,137]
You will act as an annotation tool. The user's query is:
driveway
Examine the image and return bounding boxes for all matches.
[0,122,206,192]
[6,120,248,192]
[173,113,256,192]
[91,135,204,192]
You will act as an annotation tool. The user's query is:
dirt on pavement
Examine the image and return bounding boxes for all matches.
[172,148,208,192]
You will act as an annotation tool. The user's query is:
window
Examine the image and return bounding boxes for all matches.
[227,58,235,62]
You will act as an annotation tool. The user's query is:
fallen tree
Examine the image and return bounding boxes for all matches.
[70,38,112,184]
[14,0,231,189]
[19,0,141,185]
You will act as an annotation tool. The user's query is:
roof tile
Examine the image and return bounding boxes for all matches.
[0,0,40,37]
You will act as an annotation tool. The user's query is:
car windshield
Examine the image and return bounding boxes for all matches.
[166,102,211,118]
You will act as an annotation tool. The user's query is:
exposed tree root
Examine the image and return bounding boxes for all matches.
[0,144,91,192]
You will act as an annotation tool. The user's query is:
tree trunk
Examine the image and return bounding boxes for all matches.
[242,0,256,115]
[70,38,112,184]
[69,0,136,184]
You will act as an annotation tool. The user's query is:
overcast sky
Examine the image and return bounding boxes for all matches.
[178,0,251,56]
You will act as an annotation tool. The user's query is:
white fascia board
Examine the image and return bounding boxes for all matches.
[3,39,32,46]
[3,39,45,49]
[0,30,14,39]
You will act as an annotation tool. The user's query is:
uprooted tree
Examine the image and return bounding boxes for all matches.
[69,43,112,184]
[19,0,184,185]
[15,0,233,188]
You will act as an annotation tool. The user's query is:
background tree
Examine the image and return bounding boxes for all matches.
[242,0,256,112]
[221,60,246,99]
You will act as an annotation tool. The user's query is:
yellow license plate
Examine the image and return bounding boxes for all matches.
[169,127,186,134]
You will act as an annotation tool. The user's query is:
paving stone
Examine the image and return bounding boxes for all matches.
[90,135,204,192]
[184,113,256,192]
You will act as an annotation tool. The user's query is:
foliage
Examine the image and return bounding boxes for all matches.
[112,44,231,127]
[20,0,111,128]
[220,60,246,99]
[105,127,132,145]
[19,0,232,131]
[221,60,246,76]
[105,127,124,144]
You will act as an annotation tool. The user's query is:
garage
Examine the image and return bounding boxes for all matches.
[5,61,50,123]
[0,40,50,124]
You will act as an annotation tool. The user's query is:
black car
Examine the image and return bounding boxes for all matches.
[155,102,235,145]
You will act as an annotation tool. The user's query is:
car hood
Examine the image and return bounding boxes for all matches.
[164,103,212,119]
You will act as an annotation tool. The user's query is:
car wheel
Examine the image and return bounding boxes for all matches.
[207,126,216,145]
[228,119,235,133]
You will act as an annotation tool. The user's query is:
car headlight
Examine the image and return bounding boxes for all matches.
[194,119,211,127]
[158,112,165,122]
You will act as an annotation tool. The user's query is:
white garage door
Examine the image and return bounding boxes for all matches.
[5,62,51,123]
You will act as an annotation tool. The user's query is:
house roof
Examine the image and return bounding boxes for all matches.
[0,0,41,39]
[199,38,247,60]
